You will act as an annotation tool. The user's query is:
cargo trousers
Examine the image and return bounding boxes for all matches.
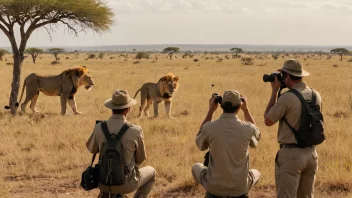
[192,163,261,197]
[275,147,318,198]
[98,166,156,198]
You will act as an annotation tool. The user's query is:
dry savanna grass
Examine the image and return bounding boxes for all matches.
[0,53,352,198]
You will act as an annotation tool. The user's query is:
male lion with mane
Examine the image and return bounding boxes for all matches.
[15,65,94,115]
[134,73,179,118]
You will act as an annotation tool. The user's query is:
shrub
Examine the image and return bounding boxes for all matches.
[136,52,150,60]
[241,57,254,65]
[87,54,96,59]
[51,60,60,65]
[193,59,199,62]
[133,61,140,64]
[98,52,105,59]
[272,54,279,60]
[216,58,223,63]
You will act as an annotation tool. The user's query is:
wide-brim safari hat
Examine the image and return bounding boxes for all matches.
[222,90,242,107]
[104,90,137,109]
[281,59,310,77]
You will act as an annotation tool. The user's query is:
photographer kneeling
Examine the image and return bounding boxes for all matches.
[86,90,156,198]
[192,90,261,198]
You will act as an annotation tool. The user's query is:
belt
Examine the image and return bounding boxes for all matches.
[280,144,315,149]
[206,192,248,198]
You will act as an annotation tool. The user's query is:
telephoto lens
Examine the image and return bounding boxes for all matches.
[263,73,276,82]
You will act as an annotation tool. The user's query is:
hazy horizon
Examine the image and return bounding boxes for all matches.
[1,0,352,47]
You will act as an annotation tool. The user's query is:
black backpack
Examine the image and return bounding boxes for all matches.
[99,121,130,186]
[282,88,325,147]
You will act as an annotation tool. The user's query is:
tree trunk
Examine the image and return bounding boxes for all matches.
[340,54,342,61]
[32,55,35,63]
[9,51,24,115]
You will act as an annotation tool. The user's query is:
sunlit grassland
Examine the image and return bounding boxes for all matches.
[0,53,351,197]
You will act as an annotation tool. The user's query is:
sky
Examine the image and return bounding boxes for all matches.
[1,0,352,47]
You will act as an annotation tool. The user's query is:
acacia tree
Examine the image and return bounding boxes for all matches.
[0,0,114,115]
[230,47,243,58]
[162,47,180,60]
[0,48,8,61]
[47,48,64,61]
[330,48,350,61]
[25,47,43,63]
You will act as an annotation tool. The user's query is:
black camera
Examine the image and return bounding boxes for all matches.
[212,93,222,104]
[263,72,282,82]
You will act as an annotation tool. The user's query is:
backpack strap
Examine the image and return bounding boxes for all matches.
[311,88,316,104]
[115,123,131,141]
[101,121,111,140]
[282,89,307,134]
[100,121,131,141]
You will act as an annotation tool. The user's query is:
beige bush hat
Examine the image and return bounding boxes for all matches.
[281,59,310,77]
[104,90,137,109]
[222,90,241,107]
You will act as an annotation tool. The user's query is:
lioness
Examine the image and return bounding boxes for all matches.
[133,73,179,118]
[17,65,94,115]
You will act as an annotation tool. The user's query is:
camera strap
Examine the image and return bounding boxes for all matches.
[90,153,96,167]
[277,86,285,99]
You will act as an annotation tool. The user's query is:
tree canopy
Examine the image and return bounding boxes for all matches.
[25,47,44,54]
[162,47,180,60]
[47,48,65,60]
[230,48,243,58]
[162,47,180,53]
[25,47,44,63]
[330,48,350,61]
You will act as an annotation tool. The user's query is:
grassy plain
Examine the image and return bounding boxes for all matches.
[0,52,351,197]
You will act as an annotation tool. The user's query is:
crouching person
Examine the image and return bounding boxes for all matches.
[86,90,156,198]
[192,90,261,198]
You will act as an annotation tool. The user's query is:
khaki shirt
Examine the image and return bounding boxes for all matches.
[196,113,261,196]
[266,82,322,144]
[86,114,147,193]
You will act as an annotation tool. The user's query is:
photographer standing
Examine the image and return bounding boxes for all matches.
[264,59,322,198]
[192,90,261,198]
[86,90,156,198]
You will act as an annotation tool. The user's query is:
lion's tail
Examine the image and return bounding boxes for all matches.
[4,79,26,109]
[17,81,26,106]
[133,88,141,99]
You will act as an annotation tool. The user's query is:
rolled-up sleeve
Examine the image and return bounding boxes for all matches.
[266,93,290,123]
[135,130,147,166]
[249,125,261,148]
[86,125,99,154]
[196,124,209,151]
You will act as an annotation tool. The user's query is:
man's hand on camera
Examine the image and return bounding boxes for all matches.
[240,95,249,112]
[271,75,281,92]
[208,97,218,113]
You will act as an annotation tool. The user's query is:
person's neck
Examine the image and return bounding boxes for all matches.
[288,80,302,89]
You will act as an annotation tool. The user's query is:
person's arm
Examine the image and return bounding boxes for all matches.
[86,127,99,154]
[240,95,261,148]
[264,76,281,126]
[198,97,218,132]
[195,97,218,151]
[240,95,256,125]
[135,130,147,166]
